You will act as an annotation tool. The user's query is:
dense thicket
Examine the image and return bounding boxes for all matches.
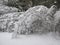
[4,0,60,11]
[0,0,60,11]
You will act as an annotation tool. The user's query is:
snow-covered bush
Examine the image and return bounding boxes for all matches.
[12,5,58,39]
[0,4,20,15]
[0,12,24,32]
[13,5,49,34]
[43,5,57,32]
[54,10,60,33]
[13,5,57,35]
[0,20,7,32]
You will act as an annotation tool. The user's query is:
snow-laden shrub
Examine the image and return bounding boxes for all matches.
[54,10,60,33]
[0,20,7,32]
[0,4,20,15]
[0,12,24,32]
[43,5,57,32]
[13,5,57,35]
[13,5,49,34]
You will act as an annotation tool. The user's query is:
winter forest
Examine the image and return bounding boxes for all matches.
[0,0,60,45]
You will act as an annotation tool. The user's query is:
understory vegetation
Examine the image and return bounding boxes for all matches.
[0,0,60,38]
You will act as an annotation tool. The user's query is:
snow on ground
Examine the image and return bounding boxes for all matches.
[0,32,60,45]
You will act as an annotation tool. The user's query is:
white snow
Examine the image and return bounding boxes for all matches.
[0,32,60,45]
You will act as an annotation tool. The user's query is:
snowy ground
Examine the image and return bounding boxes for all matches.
[0,32,60,45]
